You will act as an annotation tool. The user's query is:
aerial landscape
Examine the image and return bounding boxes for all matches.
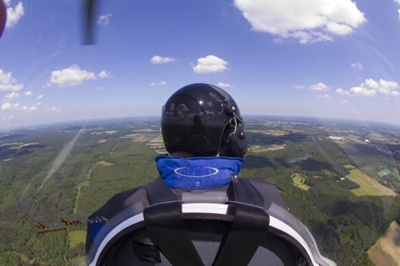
[1,0,400,265]
[0,115,399,265]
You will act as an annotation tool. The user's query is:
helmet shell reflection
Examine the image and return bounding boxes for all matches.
[161,83,242,156]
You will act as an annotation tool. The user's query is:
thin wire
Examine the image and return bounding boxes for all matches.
[229,114,238,137]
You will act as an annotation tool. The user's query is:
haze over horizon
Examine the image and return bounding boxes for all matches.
[1,0,400,129]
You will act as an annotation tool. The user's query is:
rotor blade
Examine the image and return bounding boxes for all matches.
[82,0,98,45]
[0,0,6,38]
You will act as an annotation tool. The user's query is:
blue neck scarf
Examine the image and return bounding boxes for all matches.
[155,155,244,189]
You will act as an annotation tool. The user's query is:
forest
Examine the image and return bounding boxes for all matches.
[0,116,399,265]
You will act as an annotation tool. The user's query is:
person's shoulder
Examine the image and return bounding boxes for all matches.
[246,178,274,186]
[245,177,280,194]
[246,178,278,192]
[244,177,289,212]
[107,185,146,203]
[89,184,149,218]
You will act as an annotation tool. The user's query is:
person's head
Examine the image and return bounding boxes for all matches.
[161,83,248,158]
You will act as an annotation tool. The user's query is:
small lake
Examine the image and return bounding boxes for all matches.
[287,155,312,164]
[378,168,391,177]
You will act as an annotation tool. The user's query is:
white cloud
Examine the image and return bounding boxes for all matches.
[315,94,331,98]
[350,87,376,97]
[341,100,348,103]
[36,102,41,106]
[351,63,363,69]
[97,14,112,25]
[336,87,376,97]
[293,85,305,89]
[326,22,353,35]
[24,90,32,96]
[37,95,43,100]
[337,78,400,97]
[193,55,228,73]
[309,83,330,91]
[336,88,349,96]
[46,107,60,114]
[21,105,38,112]
[274,31,333,44]
[217,83,234,88]
[150,81,167,86]
[46,65,96,87]
[6,1,24,28]
[98,70,111,78]
[398,9,400,21]
[1,102,20,111]
[396,0,400,4]
[3,92,19,101]
[364,78,379,90]
[150,55,176,64]
[234,0,366,44]
[0,69,23,91]
[369,79,399,94]
[95,87,104,91]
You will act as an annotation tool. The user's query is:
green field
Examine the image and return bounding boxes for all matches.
[346,169,397,196]
[343,164,356,170]
[73,181,89,213]
[96,161,114,166]
[120,133,138,139]
[292,173,310,191]
[248,145,270,153]
[69,230,86,248]
[368,221,400,266]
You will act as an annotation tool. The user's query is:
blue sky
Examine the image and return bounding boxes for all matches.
[1,0,400,129]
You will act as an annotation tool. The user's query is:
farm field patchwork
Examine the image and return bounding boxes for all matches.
[1,116,400,266]
[346,169,397,196]
[368,221,400,266]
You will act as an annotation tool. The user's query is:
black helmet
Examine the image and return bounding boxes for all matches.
[161,83,248,157]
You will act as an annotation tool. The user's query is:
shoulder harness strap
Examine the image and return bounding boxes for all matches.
[144,177,203,265]
[143,177,270,266]
[213,177,269,266]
